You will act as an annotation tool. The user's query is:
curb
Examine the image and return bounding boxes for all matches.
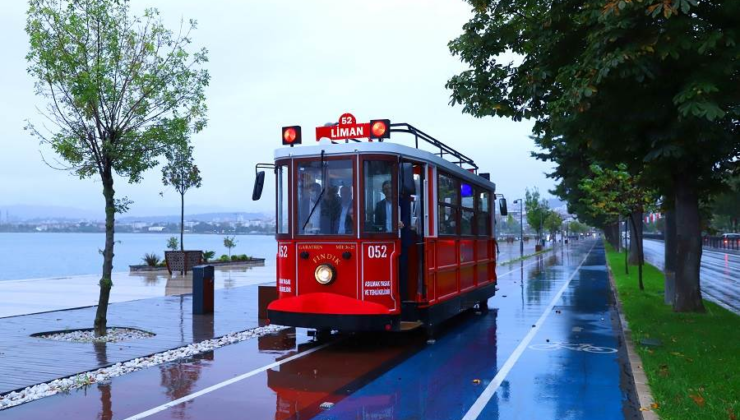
[606,265,659,420]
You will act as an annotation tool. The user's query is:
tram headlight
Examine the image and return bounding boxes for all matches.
[314,264,336,285]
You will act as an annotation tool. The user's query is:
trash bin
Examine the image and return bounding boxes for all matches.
[193,265,215,314]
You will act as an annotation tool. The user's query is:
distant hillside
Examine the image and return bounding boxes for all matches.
[0,205,270,223]
[118,212,270,223]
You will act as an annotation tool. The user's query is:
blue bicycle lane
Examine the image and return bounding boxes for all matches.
[312,239,638,420]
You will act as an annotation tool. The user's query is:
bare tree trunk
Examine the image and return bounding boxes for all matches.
[629,212,644,290]
[664,208,677,273]
[94,167,115,337]
[673,174,705,313]
[629,211,643,265]
[180,193,185,252]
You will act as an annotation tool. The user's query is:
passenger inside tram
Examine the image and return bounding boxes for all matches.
[334,185,354,234]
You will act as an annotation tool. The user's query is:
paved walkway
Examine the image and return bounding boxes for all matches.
[0,264,273,319]
[0,286,264,394]
[0,240,544,396]
[1,240,638,420]
[643,239,740,314]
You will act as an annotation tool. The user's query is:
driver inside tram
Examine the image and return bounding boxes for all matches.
[335,185,354,234]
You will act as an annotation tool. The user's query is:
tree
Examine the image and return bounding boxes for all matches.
[447,0,739,312]
[223,236,237,257]
[524,188,549,242]
[568,221,589,236]
[544,211,563,240]
[26,0,209,335]
[166,236,179,251]
[162,145,202,251]
[579,164,656,290]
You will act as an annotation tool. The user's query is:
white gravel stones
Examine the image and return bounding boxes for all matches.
[38,328,154,343]
[0,324,286,410]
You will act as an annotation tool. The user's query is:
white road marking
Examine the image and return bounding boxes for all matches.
[123,341,334,420]
[461,242,596,420]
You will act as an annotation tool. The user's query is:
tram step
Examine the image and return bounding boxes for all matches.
[399,321,423,331]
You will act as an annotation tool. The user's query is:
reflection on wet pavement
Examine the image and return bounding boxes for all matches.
[3,239,634,420]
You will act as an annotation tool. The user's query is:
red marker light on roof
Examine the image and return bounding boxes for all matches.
[369,119,391,140]
[282,126,302,146]
[371,121,387,138]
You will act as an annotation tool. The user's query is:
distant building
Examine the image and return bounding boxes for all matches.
[148,226,165,232]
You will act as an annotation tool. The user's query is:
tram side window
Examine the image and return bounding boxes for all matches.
[477,189,491,236]
[364,161,394,233]
[461,183,474,236]
[438,173,459,235]
[297,160,353,235]
[277,165,289,235]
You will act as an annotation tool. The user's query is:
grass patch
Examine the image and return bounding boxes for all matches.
[605,243,739,420]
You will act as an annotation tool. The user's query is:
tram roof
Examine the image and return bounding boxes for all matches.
[274,141,496,192]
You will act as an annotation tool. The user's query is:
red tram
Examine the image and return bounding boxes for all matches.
[252,114,507,333]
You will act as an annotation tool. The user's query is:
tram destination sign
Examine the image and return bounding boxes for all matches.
[315,113,390,141]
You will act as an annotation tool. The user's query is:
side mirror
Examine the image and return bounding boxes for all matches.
[400,162,416,195]
[252,171,265,201]
[499,198,508,216]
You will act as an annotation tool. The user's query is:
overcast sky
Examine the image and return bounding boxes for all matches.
[0,0,555,217]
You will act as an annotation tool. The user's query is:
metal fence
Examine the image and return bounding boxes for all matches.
[703,236,740,251]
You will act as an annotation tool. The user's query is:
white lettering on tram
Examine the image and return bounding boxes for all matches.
[364,289,391,296]
[364,280,391,296]
[278,278,292,293]
[331,126,366,138]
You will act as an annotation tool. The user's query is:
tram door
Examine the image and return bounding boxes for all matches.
[399,162,424,301]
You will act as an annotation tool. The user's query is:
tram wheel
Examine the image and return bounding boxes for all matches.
[478,300,489,310]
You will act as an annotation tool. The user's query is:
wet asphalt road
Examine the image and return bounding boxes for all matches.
[1,239,637,420]
[643,239,740,314]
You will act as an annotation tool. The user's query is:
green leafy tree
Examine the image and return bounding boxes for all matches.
[568,220,589,236]
[447,0,739,312]
[544,211,563,239]
[524,188,550,242]
[579,164,656,290]
[166,236,179,251]
[223,236,237,257]
[162,145,202,251]
[25,0,209,335]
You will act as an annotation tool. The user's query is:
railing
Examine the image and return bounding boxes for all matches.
[389,123,479,173]
[704,236,740,251]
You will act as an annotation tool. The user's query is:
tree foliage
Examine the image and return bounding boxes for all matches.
[25,0,209,334]
[447,0,739,312]
[162,144,202,250]
[524,188,550,239]
[579,164,657,223]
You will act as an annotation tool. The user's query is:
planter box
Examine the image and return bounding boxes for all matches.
[165,250,203,275]
[130,257,266,273]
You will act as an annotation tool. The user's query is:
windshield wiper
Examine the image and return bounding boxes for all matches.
[302,150,326,233]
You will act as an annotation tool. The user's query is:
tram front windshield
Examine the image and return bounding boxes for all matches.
[297,160,353,235]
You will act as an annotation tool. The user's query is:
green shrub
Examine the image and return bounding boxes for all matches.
[142,253,161,267]
[231,254,239,261]
[219,254,230,262]
[157,260,167,267]
[203,250,216,263]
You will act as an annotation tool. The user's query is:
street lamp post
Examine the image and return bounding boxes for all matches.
[513,199,524,256]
